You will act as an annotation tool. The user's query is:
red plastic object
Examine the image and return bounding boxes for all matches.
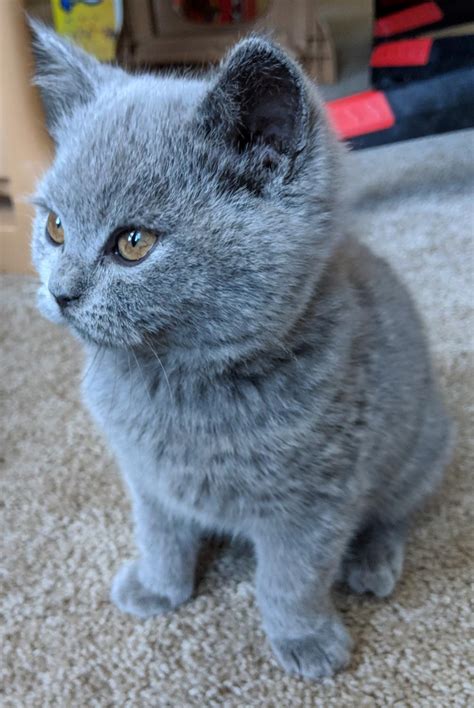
[371,38,433,67]
[219,0,232,23]
[374,2,443,38]
[326,90,395,140]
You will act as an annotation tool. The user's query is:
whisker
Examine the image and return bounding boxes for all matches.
[144,336,174,405]
[130,348,153,406]
[80,340,105,386]
[126,349,133,407]
[108,346,119,419]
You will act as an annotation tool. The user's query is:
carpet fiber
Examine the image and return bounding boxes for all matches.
[2,130,473,706]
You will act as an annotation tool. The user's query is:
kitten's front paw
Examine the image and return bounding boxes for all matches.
[270,618,352,680]
[111,561,191,619]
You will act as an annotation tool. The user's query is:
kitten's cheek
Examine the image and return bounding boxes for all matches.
[36,286,65,325]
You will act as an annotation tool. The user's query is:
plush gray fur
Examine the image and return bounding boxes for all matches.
[30,20,453,679]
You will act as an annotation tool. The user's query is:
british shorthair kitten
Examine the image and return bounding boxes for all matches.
[30,21,452,679]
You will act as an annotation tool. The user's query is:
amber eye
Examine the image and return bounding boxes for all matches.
[46,211,65,245]
[115,229,158,263]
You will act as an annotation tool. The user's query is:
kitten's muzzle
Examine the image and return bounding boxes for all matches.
[48,284,81,310]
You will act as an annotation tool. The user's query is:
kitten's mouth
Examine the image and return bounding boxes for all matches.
[64,317,107,346]
[52,305,96,344]
[66,319,94,343]
[65,314,139,350]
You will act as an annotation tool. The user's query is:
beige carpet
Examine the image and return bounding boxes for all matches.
[1,129,473,706]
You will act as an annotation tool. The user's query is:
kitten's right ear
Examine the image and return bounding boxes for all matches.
[28,18,121,136]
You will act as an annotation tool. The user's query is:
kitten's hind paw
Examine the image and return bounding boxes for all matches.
[270,618,352,680]
[344,522,405,598]
[111,561,190,618]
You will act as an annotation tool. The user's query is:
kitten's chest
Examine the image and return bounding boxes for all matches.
[83,351,209,453]
[82,349,283,523]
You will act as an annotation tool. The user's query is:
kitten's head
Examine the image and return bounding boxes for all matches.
[30,20,340,366]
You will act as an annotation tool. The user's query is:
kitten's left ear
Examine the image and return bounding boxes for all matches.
[197,36,311,176]
[28,18,122,136]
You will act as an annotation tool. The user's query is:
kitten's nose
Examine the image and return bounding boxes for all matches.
[53,292,80,309]
[48,269,84,309]
[48,285,81,309]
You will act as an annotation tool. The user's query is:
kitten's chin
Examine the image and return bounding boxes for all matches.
[66,323,103,346]
[36,286,65,326]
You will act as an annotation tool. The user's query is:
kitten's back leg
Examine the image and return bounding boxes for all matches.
[343,389,454,599]
[342,520,407,598]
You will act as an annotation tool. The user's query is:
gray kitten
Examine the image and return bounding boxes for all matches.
[30,21,453,679]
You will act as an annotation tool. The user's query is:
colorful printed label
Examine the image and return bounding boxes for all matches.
[50,0,121,61]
